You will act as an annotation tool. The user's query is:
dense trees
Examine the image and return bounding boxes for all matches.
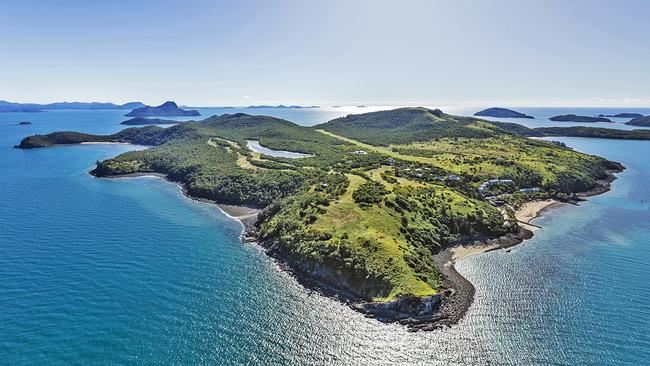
[352,180,388,206]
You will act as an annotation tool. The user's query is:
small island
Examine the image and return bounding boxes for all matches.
[16,108,627,331]
[550,114,612,123]
[245,105,319,109]
[474,107,534,119]
[125,101,200,117]
[18,121,32,125]
[121,117,180,125]
[626,116,650,126]
[598,113,644,119]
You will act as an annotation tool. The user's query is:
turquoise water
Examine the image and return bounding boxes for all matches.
[1,108,649,364]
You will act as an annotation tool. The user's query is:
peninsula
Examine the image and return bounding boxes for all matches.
[474,107,534,119]
[550,114,611,123]
[125,101,200,117]
[16,108,625,330]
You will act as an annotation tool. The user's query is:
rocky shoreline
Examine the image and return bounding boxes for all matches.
[97,164,624,332]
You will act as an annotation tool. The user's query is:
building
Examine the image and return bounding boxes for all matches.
[478,178,515,194]
[519,187,540,193]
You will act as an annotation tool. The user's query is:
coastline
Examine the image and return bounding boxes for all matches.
[420,166,623,331]
[100,172,261,236]
[97,165,624,332]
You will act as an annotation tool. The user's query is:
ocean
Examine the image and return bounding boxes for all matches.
[1,106,649,365]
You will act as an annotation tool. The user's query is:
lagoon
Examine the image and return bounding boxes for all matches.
[246,140,312,159]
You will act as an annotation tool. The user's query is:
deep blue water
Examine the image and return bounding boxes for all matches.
[1,107,649,365]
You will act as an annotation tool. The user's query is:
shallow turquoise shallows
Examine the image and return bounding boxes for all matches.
[1,108,649,365]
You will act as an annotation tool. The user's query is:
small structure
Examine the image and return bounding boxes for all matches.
[519,187,540,193]
[478,178,515,195]
[352,150,367,155]
[448,175,461,181]
[386,158,396,165]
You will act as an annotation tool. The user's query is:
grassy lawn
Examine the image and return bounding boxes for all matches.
[312,173,438,300]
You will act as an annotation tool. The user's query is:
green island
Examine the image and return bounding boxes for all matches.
[17,107,627,330]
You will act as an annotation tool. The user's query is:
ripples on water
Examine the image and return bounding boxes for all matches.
[1,110,649,365]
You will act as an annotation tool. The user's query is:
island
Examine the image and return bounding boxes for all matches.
[488,121,650,140]
[120,117,181,125]
[18,121,32,125]
[16,108,625,330]
[0,100,144,113]
[245,105,319,109]
[474,107,534,119]
[125,101,200,117]
[549,114,612,123]
[626,116,650,126]
[598,113,644,119]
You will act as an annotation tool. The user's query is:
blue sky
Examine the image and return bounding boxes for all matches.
[1,0,648,106]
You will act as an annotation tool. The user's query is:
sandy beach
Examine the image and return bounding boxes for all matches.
[451,199,559,262]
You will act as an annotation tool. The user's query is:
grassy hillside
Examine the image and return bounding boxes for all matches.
[16,109,621,302]
[317,107,505,145]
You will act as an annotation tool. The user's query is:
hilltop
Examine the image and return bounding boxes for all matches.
[316,107,504,145]
[125,101,201,117]
[16,108,624,329]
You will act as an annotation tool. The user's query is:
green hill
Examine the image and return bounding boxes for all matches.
[15,109,623,316]
[316,107,505,145]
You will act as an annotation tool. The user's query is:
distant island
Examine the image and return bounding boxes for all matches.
[474,107,534,119]
[550,114,612,123]
[598,113,644,119]
[18,121,32,125]
[125,101,200,117]
[489,121,650,140]
[245,105,319,109]
[0,100,144,113]
[121,117,181,125]
[626,116,650,126]
[17,107,626,331]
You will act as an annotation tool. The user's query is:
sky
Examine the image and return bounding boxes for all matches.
[0,0,648,107]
